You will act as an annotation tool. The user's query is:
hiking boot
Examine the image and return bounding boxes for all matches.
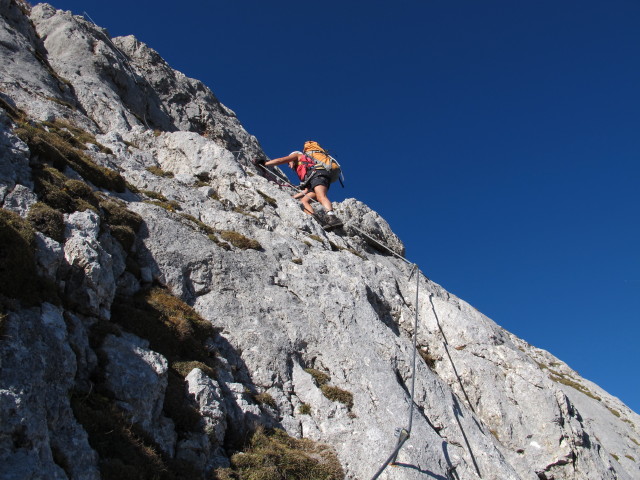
[323,214,343,231]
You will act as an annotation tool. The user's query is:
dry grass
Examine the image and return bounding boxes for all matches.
[320,385,353,410]
[16,121,125,192]
[217,427,344,480]
[219,230,262,250]
[305,368,330,387]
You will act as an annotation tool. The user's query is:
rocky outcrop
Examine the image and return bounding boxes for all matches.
[1,2,639,479]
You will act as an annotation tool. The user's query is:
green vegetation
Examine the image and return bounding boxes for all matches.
[216,427,344,480]
[298,403,311,415]
[111,287,218,366]
[292,258,303,265]
[308,235,324,243]
[171,360,216,379]
[98,197,143,252]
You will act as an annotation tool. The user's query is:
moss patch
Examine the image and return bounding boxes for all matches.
[217,427,344,480]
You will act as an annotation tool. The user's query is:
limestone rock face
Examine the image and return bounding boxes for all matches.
[0,3,638,480]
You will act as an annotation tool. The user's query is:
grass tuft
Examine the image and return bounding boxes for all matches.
[219,230,262,251]
[218,427,344,480]
[27,202,65,242]
[320,385,354,410]
[304,368,330,387]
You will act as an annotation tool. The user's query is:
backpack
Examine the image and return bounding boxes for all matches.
[302,141,344,186]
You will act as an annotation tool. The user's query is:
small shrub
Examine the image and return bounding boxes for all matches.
[320,385,354,410]
[549,373,601,401]
[27,202,65,242]
[64,179,98,205]
[304,368,330,387]
[219,230,262,251]
[298,403,311,415]
[0,95,25,122]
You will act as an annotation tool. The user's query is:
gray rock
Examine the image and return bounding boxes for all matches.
[0,3,637,479]
[102,332,177,455]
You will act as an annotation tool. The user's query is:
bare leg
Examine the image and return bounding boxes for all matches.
[296,190,316,215]
[313,185,333,211]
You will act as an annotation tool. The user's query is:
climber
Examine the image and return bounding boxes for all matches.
[261,144,343,231]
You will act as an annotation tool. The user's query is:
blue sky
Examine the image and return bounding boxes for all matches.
[47,1,639,413]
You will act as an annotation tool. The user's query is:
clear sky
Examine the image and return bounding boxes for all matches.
[45,0,639,413]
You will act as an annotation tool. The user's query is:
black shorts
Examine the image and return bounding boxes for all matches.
[306,170,331,190]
